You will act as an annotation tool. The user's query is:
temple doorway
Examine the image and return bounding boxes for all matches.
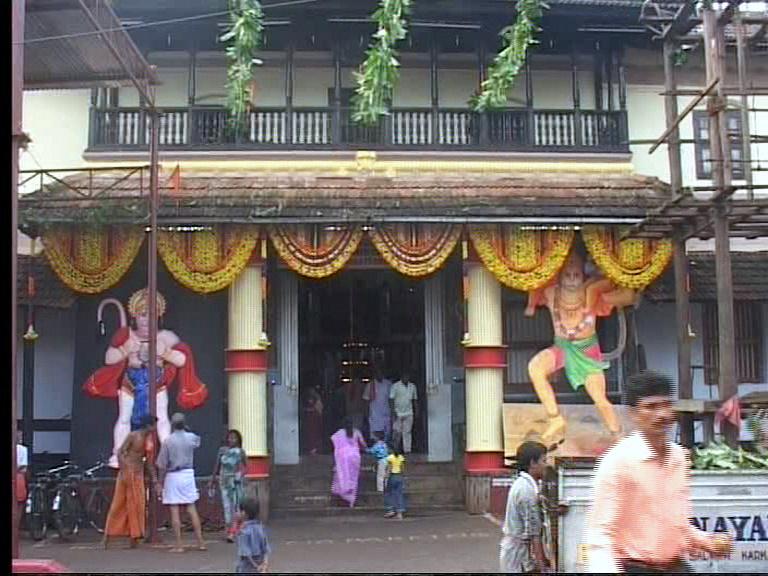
[297,269,426,455]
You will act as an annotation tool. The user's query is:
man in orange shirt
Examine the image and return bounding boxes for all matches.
[585,371,733,573]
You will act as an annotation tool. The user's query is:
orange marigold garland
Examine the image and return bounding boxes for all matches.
[158,225,259,294]
[369,223,461,277]
[41,226,144,294]
[468,225,575,291]
[581,226,672,290]
[268,224,364,278]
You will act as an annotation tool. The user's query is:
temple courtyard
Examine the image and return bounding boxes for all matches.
[20,511,501,573]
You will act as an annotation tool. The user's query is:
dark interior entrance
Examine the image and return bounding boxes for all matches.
[298,269,426,454]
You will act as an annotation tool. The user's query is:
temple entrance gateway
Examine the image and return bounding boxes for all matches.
[297,269,427,455]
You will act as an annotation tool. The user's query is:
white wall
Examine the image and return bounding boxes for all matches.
[19,89,91,195]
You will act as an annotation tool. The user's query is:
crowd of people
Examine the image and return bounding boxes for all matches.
[327,365,418,518]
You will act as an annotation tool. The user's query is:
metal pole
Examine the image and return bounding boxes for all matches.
[147,106,160,541]
[11,0,25,560]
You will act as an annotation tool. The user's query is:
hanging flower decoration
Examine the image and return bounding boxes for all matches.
[581,226,672,290]
[352,0,412,126]
[268,224,364,278]
[41,226,144,294]
[469,224,574,291]
[369,223,461,277]
[158,225,259,293]
[471,0,545,112]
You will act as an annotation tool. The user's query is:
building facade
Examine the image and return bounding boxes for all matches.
[17,0,768,513]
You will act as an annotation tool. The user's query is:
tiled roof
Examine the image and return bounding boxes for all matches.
[645,251,768,302]
[17,255,76,309]
[19,170,671,224]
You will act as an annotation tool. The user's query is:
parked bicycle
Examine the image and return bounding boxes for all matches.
[26,460,110,541]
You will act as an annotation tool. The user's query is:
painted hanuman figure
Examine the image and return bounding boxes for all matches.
[525,251,636,445]
[84,288,209,468]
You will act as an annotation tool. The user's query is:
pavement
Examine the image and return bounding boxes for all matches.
[19,511,501,573]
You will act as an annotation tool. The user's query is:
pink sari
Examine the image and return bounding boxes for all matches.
[330,429,365,507]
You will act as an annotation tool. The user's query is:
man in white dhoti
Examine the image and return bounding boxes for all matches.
[157,412,206,553]
[500,441,551,574]
[363,367,392,441]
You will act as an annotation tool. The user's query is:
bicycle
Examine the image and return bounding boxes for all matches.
[57,460,111,538]
[26,462,79,541]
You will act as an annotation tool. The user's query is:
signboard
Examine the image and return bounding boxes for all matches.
[559,469,768,574]
[502,404,634,459]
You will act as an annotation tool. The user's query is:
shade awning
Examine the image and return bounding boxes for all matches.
[24,0,158,90]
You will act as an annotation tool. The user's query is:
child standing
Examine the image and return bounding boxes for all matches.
[384,442,406,520]
[368,431,390,494]
[235,498,271,573]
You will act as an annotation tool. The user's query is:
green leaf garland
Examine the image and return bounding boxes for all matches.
[472,0,545,112]
[352,0,412,126]
[222,0,264,132]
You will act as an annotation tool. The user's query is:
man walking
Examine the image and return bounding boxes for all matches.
[363,366,392,442]
[389,371,418,454]
[103,415,158,549]
[157,412,206,552]
[500,441,552,573]
[586,371,733,573]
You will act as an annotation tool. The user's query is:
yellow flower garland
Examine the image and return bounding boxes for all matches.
[268,224,364,278]
[369,223,461,277]
[41,226,144,294]
[158,226,259,293]
[582,226,672,290]
[469,225,575,291]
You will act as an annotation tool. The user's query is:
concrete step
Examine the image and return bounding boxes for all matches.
[273,485,463,509]
[273,471,462,493]
[270,503,466,519]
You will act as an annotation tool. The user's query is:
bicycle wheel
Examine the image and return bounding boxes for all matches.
[54,488,80,540]
[86,489,110,533]
[28,487,47,541]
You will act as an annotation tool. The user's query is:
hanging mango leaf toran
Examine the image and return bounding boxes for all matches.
[221,0,264,132]
[223,0,545,126]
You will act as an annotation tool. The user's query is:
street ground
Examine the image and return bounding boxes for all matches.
[19,511,501,573]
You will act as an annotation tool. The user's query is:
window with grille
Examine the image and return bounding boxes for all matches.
[702,301,764,385]
[693,110,745,180]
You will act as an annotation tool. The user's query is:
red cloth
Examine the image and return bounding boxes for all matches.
[16,471,27,502]
[715,395,742,428]
[83,330,208,409]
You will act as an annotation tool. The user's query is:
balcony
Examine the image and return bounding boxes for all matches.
[88,105,628,153]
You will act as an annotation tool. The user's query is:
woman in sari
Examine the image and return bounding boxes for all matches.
[330,417,368,508]
[210,429,247,541]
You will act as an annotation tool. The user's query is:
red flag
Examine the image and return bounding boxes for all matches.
[715,395,742,429]
[168,163,181,196]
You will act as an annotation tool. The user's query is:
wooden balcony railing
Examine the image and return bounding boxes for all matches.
[89,105,628,152]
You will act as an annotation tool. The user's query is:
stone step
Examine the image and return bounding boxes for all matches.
[272,486,464,510]
[273,471,462,493]
[270,503,466,519]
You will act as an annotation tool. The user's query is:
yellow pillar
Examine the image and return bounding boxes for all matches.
[226,253,270,480]
[464,264,505,466]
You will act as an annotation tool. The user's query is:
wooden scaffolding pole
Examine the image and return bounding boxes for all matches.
[703,7,739,447]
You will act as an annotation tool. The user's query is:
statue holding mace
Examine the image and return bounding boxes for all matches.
[526,251,637,445]
[83,288,209,468]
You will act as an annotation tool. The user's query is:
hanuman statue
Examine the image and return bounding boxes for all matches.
[83,288,209,468]
[526,251,637,445]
